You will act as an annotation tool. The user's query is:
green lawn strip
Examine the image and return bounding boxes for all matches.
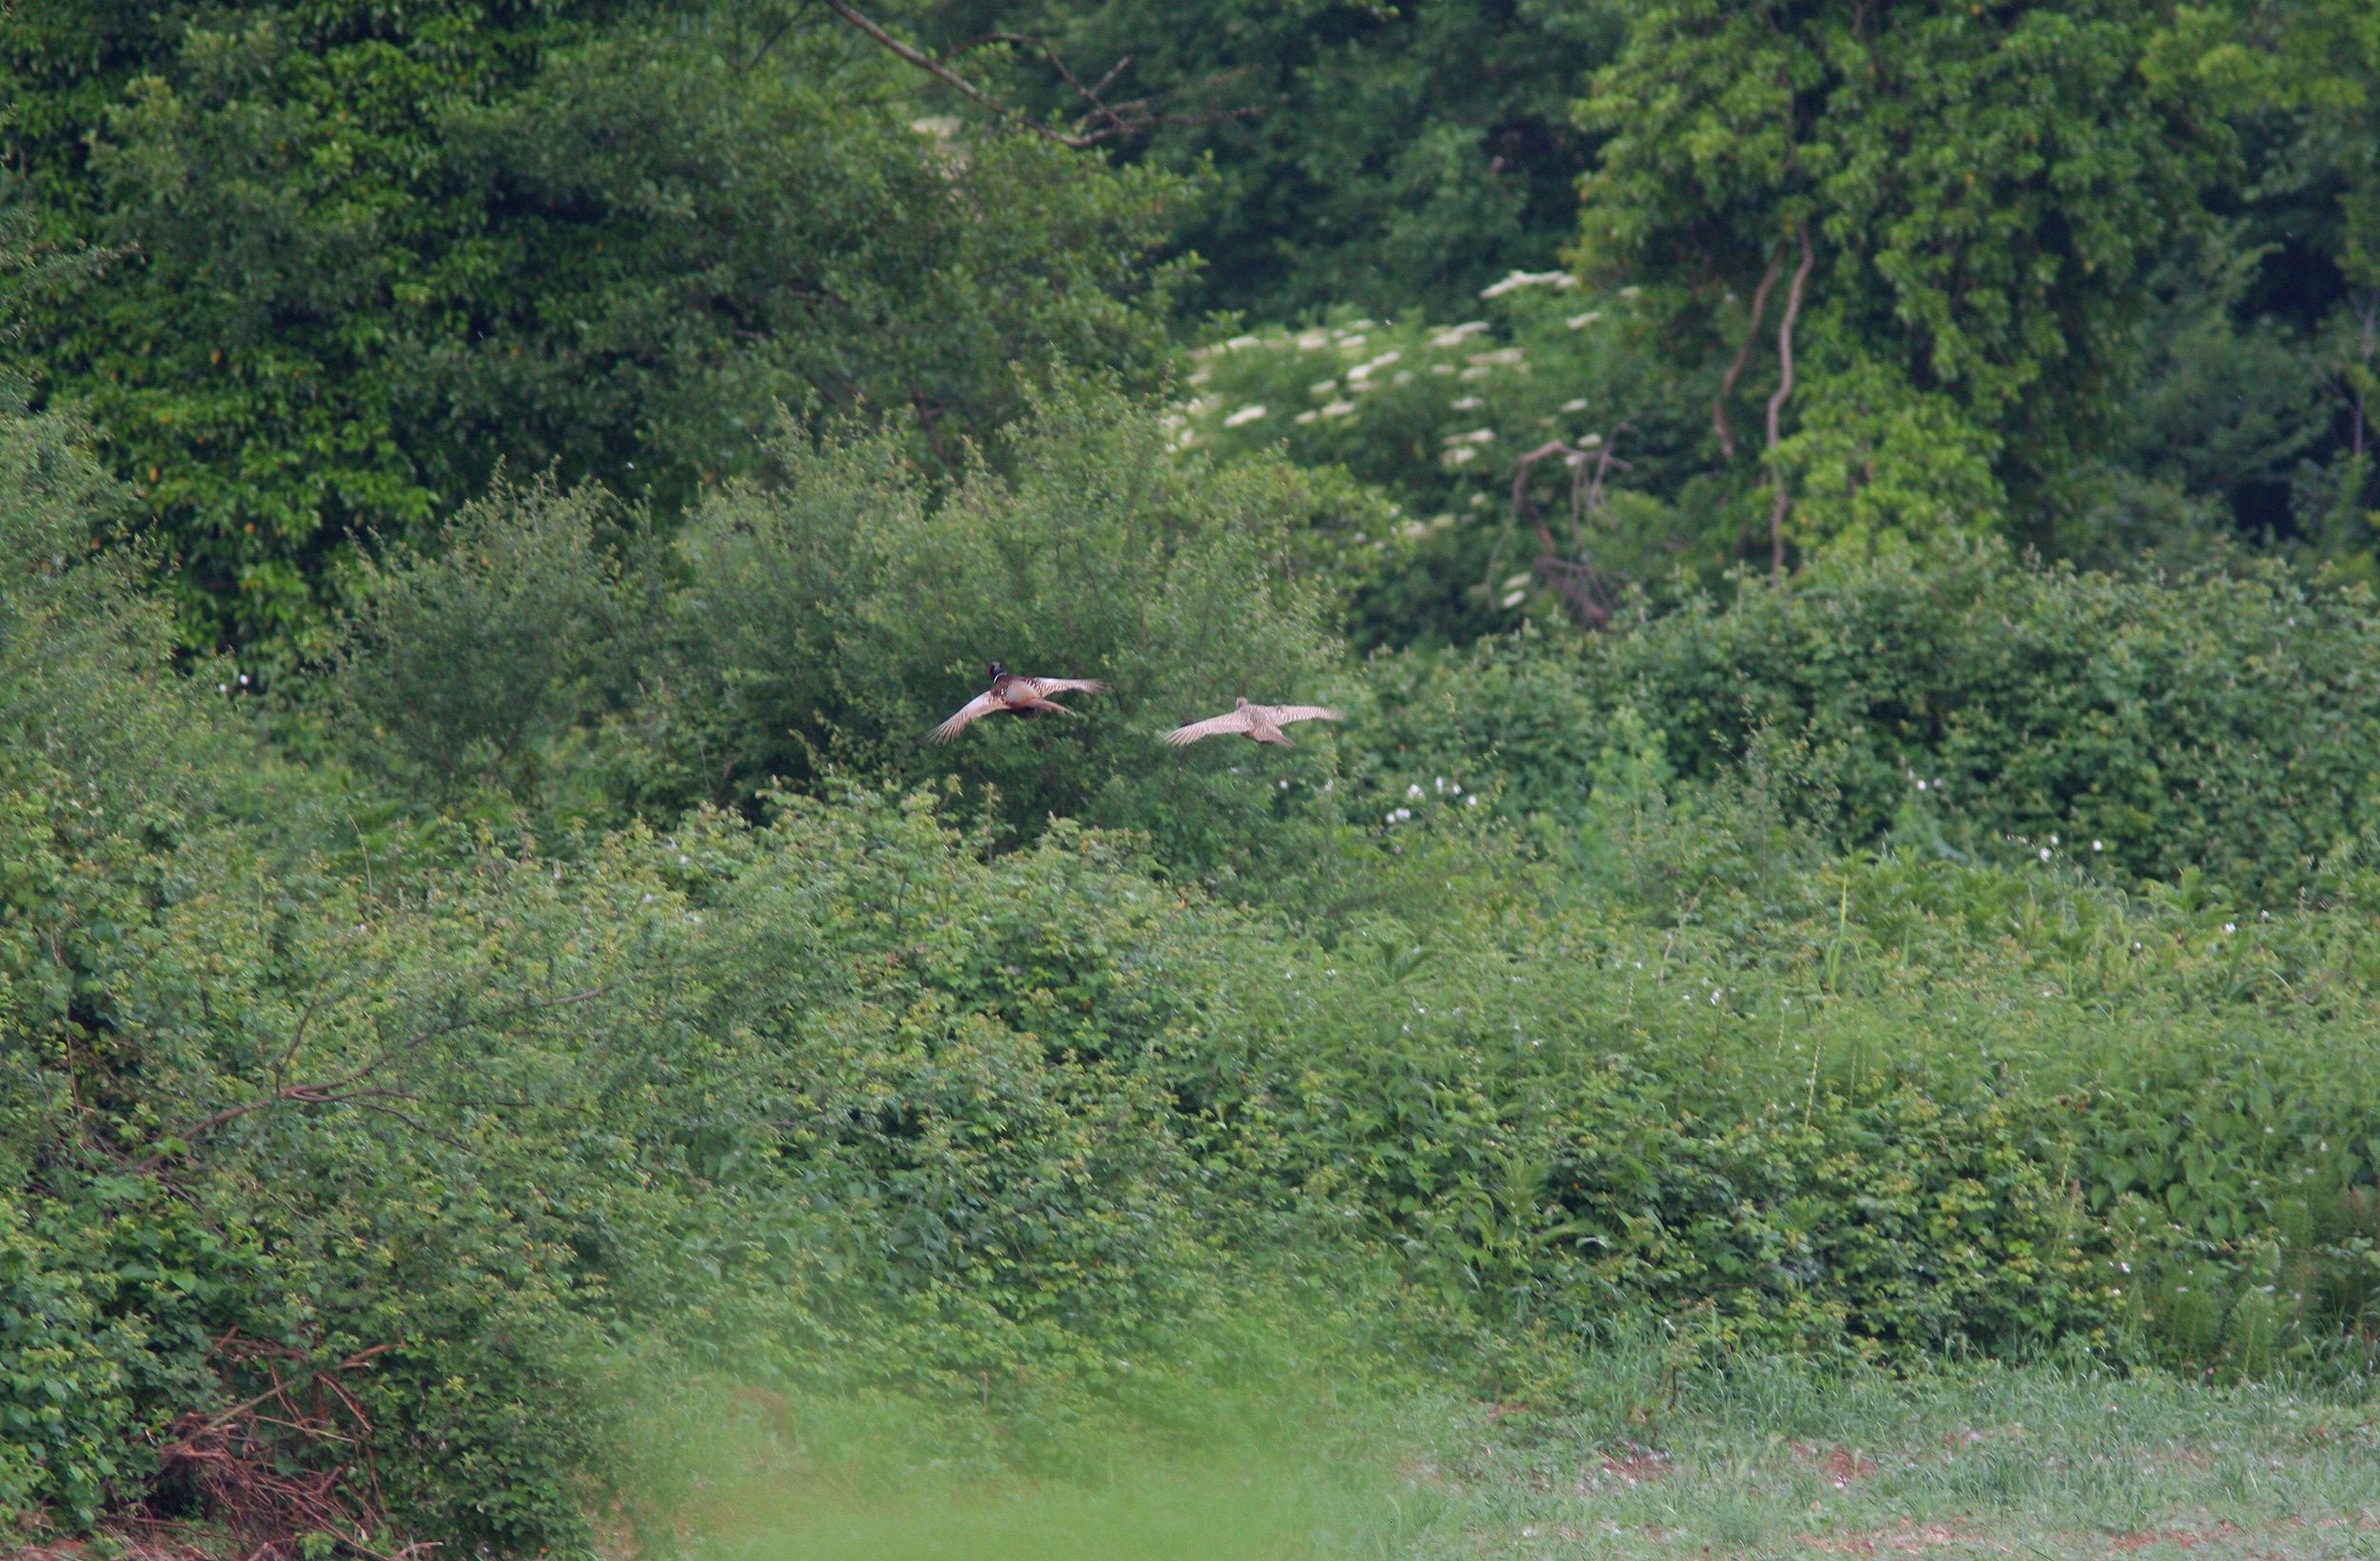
[1400,1360,2380,1558]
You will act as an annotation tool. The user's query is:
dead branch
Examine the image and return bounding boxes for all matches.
[968,32,1259,146]
[1506,433,1636,629]
[1714,249,1785,462]
[1764,218,1815,583]
[147,1337,420,1561]
[819,0,1073,141]
[821,3,1258,149]
[144,984,617,1171]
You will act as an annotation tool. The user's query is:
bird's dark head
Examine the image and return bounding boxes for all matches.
[986,661,1005,681]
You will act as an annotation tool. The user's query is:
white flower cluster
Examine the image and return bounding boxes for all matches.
[1383,775,1477,825]
[1479,269,1577,299]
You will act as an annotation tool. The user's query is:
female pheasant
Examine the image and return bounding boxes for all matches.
[1161,697,1342,747]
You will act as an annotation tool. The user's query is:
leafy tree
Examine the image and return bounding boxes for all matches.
[918,0,1622,320]
[2151,0,2380,570]
[1576,0,2229,556]
[1,1,1188,657]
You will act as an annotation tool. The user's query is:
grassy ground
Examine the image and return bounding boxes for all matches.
[677,1358,2380,1560]
[1401,1361,2380,1558]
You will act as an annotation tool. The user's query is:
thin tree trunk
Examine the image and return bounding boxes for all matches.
[1714,249,1786,462]
[1765,219,1815,583]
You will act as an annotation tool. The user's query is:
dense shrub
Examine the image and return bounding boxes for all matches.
[1349,543,2380,903]
[618,385,1359,874]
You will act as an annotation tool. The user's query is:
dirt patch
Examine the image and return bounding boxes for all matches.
[2110,1521,2246,1550]
[1792,1442,1880,1488]
[1570,1444,1673,1493]
[1801,1524,2002,1555]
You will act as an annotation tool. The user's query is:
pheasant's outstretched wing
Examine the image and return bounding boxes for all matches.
[1162,708,1258,745]
[1260,704,1343,726]
[929,691,1003,743]
[1020,676,1107,699]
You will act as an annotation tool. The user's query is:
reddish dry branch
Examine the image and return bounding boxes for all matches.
[139,1336,425,1561]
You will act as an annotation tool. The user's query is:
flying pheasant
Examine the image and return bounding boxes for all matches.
[929,662,1107,742]
[1162,697,1342,748]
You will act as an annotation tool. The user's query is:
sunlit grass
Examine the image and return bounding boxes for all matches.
[641,1352,2380,1559]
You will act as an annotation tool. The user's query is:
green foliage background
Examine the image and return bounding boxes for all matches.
[8,0,2380,1555]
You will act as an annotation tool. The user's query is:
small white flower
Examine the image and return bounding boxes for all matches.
[1451,395,1485,411]
[2223,921,2236,934]
[1429,322,1491,348]
[1407,784,1425,800]
[1294,329,1330,350]
[218,682,228,693]
[1617,285,1642,299]
[2119,1261,2132,1274]
[1293,410,1318,425]
[1464,794,1479,806]
[2092,840,2104,852]
[1445,446,1478,464]
[1500,589,1526,607]
[1320,400,1357,419]
[1223,405,1267,427]
[1916,779,1929,791]
[1308,379,1338,396]
[1222,333,1260,349]
[2039,847,2052,861]
[2051,833,2059,845]
[1561,398,1590,413]
[1566,311,1601,329]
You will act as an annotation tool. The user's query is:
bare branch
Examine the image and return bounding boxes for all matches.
[1765,218,1815,583]
[145,983,620,1170]
[833,8,1261,149]
[820,0,1079,144]
[1507,435,1634,629]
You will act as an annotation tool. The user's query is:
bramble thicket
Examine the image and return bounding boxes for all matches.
[5,0,2380,1553]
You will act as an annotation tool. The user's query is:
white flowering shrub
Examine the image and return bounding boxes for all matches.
[1170,274,1713,643]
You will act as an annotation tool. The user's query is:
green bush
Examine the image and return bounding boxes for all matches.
[1347,543,2380,903]
[330,477,647,802]
[633,384,1353,875]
